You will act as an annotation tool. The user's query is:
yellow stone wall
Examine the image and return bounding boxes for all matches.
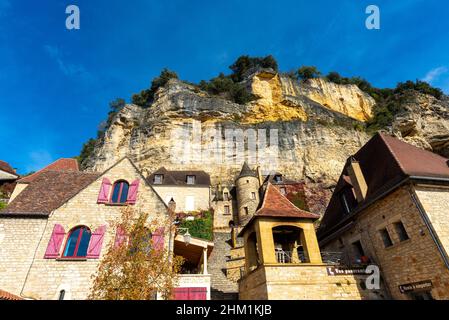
[322,185,449,300]
[2,158,169,300]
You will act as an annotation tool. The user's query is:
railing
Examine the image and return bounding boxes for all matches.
[275,250,292,263]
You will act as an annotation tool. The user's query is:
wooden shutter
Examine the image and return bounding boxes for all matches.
[127,179,140,204]
[87,225,107,259]
[173,288,189,300]
[44,224,66,259]
[97,178,112,203]
[173,287,207,300]
[152,227,165,251]
[114,226,128,248]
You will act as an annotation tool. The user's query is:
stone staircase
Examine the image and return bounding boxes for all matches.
[209,232,239,300]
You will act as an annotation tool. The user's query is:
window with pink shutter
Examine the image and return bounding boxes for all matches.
[97,178,112,203]
[87,225,107,259]
[152,227,165,251]
[127,179,140,204]
[173,287,207,300]
[44,224,66,259]
[114,226,128,248]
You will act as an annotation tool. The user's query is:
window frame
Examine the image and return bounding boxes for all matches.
[379,228,393,248]
[186,175,196,185]
[224,205,230,215]
[154,174,164,184]
[280,187,287,195]
[62,226,92,259]
[111,180,130,204]
[394,221,410,242]
[251,192,256,200]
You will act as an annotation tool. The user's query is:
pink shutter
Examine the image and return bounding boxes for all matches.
[127,179,140,204]
[152,227,165,251]
[87,225,107,259]
[44,224,66,259]
[189,287,207,300]
[173,288,189,300]
[97,178,112,203]
[114,226,128,248]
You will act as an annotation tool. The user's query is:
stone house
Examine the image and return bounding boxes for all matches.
[0,157,213,300]
[0,160,19,202]
[318,133,449,300]
[148,167,211,213]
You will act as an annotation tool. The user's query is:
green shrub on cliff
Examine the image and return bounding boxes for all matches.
[132,68,179,107]
[229,55,278,82]
[296,66,321,81]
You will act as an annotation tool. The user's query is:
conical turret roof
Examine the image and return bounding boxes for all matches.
[237,162,257,179]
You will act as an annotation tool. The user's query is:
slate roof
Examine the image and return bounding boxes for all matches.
[1,170,100,216]
[318,133,449,240]
[18,158,79,184]
[0,160,17,177]
[148,167,211,186]
[237,162,257,179]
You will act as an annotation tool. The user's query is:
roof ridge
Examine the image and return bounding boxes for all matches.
[378,133,408,175]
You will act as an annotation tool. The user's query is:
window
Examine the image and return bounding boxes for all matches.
[379,228,393,248]
[224,192,229,201]
[251,192,256,200]
[185,196,195,211]
[394,221,409,242]
[274,175,283,183]
[111,180,129,204]
[352,240,366,258]
[280,187,287,195]
[63,226,91,258]
[154,174,163,184]
[186,175,196,185]
[244,207,249,215]
[224,205,230,215]
[340,188,357,215]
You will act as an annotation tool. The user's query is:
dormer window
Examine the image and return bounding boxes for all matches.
[224,192,229,201]
[186,175,196,185]
[154,174,164,184]
[274,175,283,183]
[280,187,287,195]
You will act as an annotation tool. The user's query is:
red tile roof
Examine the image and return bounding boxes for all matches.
[2,170,100,216]
[18,158,79,184]
[0,289,23,300]
[255,183,320,219]
[0,160,17,176]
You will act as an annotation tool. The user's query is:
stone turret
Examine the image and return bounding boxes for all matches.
[235,162,260,225]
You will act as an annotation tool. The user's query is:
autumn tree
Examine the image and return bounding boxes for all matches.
[89,207,184,300]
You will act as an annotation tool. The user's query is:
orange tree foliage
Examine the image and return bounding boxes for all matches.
[89,207,184,300]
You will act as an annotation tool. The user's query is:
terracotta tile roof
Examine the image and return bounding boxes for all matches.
[0,289,23,300]
[255,183,320,219]
[148,167,211,186]
[2,170,100,216]
[0,160,18,176]
[18,158,79,184]
[319,133,449,240]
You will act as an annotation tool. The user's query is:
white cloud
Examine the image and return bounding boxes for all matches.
[26,151,53,173]
[422,66,448,84]
[43,44,94,82]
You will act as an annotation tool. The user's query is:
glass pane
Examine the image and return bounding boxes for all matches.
[76,228,91,257]
[120,182,129,203]
[64,228,81,257]
[111,183,121,203]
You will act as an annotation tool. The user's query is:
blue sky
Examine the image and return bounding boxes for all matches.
[1,0,448,174]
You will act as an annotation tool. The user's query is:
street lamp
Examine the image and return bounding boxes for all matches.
[178,228,191,245]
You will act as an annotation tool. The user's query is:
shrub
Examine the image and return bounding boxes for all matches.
[229,55,278,82]
[297,66,321,81]
[132,68,178,107]
[179,210,213,241]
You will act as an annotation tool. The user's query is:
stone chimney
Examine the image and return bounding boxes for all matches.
[256,165,263,187]
[347,159,367,203]
[168,198,177,213]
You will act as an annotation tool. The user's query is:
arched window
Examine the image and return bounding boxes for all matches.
[63,226,91,258]
[111,180,129,204]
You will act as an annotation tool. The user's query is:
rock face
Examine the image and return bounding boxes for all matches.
[83,71,448,214]
[391,93,449,157]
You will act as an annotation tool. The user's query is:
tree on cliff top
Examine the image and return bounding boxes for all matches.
[132,68,179,107]
[89,207,184,300]
[296,66,322,81]
[229,55,278,82]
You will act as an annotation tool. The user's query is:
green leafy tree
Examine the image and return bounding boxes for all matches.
[229,55,278,82]
[179,210,213,241]
[296,66,321,81]
[132,69,179,107]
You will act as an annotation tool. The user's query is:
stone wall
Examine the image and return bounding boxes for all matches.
[19,158,169,300]
[151,185,210,212]
[239,264,378,300]
[322,185,449,300]
[0,217,47,296]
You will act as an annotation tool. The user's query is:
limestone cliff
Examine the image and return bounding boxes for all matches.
[83,70,448,215]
